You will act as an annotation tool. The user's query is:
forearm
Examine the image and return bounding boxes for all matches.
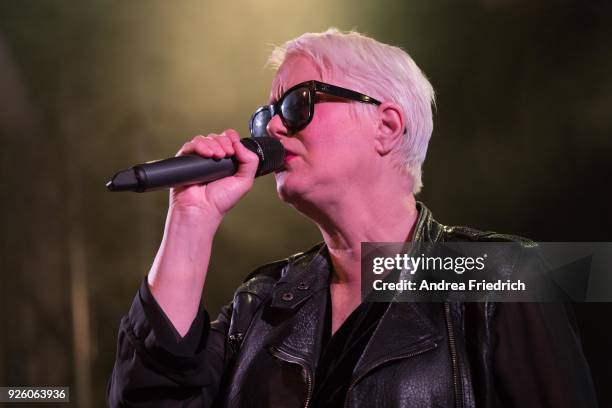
[147,207,221,337]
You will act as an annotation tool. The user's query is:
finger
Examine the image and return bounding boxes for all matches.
[176,140,197,157]
[232,138,259,179]
[177,137,214,158]
[192,135,226,159]
[213,132,235,156]
[223,129,241,144]
[192,141,214,158]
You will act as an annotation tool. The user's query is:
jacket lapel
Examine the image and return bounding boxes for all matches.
[351,301,443,385]
[266,244,330,365]
[352,201,445,385]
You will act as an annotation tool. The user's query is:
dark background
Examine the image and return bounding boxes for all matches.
[0,0,610,406]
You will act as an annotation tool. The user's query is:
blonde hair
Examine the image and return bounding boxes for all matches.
[268,28,435,194]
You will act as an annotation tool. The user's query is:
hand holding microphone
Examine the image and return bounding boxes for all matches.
[106,130,285,218]
[117,129,281,335]
[107,130,285,335]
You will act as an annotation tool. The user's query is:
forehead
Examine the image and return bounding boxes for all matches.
[270,55,323,102]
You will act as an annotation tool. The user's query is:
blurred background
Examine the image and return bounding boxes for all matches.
[0,0,610,406]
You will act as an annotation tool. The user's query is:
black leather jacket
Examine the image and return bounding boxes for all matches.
[108,202,597,407]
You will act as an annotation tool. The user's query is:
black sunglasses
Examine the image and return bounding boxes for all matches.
[249,80,382,138]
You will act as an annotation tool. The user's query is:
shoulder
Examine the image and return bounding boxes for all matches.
[415,202,535,246]
[441,224,543,267]
[438,222,547,284]
[441,224,535,245]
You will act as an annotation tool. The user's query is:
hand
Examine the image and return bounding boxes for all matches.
[169,129,259,221]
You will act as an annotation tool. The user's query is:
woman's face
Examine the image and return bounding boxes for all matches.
[267,55,378,208]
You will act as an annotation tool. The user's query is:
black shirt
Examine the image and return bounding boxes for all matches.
[311,291,389,407]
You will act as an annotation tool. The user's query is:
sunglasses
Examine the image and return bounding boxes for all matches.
[249,80,382,138]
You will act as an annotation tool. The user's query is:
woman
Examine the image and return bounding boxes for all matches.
[108,29,596,407]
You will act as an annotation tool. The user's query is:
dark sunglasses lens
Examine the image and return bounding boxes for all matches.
[281,88,311,131]
[250,109,272,138]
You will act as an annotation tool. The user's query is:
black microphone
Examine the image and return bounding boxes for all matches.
[106,137,285,192]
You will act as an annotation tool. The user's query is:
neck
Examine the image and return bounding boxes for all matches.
[295,183,419,285]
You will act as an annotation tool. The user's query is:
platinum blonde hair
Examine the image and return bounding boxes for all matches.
[267,28,435,194]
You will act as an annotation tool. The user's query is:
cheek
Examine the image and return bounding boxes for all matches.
[306,107,372,163]
[305,132,367,175]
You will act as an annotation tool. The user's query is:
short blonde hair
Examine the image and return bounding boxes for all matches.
[268,28,435,194]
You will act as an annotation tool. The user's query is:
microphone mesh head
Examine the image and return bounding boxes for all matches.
[241,137,286,177]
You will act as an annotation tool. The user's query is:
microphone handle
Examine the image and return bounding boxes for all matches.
[135,155,238,192]
[107,155,237,192]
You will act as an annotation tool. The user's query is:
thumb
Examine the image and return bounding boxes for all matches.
[225,131,259,179]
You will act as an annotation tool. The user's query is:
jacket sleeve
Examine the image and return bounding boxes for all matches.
[491,302,598,408]
[106,277,233,407]
[488,243,599,407]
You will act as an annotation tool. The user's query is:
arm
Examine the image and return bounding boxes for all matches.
[492,302,597,407]
[107,279,233,407]
[147,129,259,336]
[489,244,598,407]
[107,130,259,406]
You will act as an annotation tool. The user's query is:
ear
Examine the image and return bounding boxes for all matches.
[374,102,405,155]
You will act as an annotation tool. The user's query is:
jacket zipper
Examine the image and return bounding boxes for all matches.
[445,302,463,408]
[343,342,438,408]
[269,346,314,408]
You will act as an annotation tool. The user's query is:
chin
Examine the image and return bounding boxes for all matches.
[275,173,309,205]
[275,181,301,204]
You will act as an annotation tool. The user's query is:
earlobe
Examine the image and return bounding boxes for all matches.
[375,102,405,155]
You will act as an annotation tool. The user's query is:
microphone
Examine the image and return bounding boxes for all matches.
[106,137,285,192]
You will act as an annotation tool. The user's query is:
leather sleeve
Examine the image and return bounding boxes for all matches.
[106,277,233,407]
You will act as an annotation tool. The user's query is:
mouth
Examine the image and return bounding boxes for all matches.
[284,153,297,164]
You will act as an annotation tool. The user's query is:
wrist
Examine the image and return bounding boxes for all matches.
[156,207,220,269]
[167,204,223,232]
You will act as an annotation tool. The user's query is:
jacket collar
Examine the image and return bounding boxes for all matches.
[269,243,330,310]
[412,200,444,243]
[270,201,441,309]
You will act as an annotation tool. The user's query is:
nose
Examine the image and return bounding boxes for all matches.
[266,114,288,139]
